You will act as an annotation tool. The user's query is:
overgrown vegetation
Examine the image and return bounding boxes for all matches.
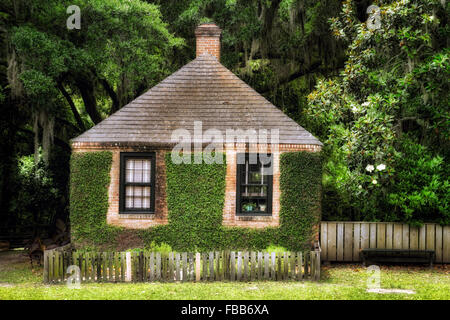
[306,0,449,224]
[69,151,121,246]
[1,0,448,235]
[70,151,322,251]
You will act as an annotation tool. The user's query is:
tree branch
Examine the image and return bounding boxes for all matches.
[100,78,120,115]
[75,78,102,124]
[57,82,86,131]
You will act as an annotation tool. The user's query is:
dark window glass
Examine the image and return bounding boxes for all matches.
[120,153,156,214]
[236,153,273,215]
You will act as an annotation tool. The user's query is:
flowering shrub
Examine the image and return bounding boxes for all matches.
[306,0,449,224]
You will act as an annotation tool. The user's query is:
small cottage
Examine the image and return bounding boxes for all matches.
[70,23,323,251]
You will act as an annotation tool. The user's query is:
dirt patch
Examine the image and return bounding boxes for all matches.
[0,250,29,268]
[115,230,145,251]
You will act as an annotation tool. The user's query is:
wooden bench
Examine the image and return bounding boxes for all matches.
[361,249,435,267]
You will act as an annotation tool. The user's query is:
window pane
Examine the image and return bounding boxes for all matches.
[237,153,272,215]
[248,171,262,184]
[126,159,151,183]
[125,186,151,209]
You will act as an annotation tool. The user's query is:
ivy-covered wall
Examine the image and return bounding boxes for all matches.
[70,150,322,251]
[70,151,121,247]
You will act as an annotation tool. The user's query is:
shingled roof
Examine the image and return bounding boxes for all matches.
[72,53,322,147]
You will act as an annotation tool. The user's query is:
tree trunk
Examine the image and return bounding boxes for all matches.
[57,82,86,131]
[75,78,102,124]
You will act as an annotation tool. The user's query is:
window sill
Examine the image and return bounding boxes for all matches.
[235,215,273,222]
[118,213,155,219]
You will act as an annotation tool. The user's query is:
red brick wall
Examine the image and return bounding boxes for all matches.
[72,143,321,233]
[72,146,168,229]
[196,36,221,60]
[222,143,321,228]
[195,23,221,61]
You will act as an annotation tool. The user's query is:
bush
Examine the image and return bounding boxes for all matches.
[388,137,449,226]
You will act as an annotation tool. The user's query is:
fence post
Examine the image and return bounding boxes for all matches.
[43,250,49,283]
[125,252,132,282]
[195,253,201,281]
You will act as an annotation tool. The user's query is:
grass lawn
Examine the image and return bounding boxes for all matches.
[0,250,449,300]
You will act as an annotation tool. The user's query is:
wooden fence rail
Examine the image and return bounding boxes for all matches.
[44,249,321,284]
[321,222,450,263]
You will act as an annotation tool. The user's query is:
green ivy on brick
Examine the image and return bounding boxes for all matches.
[70,151,322,251]
[279,151,323,249]
[70,151,121,247]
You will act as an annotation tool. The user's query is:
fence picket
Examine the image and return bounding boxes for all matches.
[443,226,450,263]
[156,253,161,281]
[419,225,426,250]
[297,252,303,281]
[353,223,361,261]
[426,224,435,251]
[189,253,194,281]
[321,222,449,263]
[257,252,263,280]
[181,253,187,282]
[344,223,353,261]
[264,253,269,280]
[230,251,236,281]
[321,222,327,261]
[435,225,442,263]
[271,252,276,281]
[202,253,207,280]
[410,227,419,250]
[215,252,221,281]
[402,224,410,249]
[236,252,242,281]
[169,252,174,282]
[377,223,386,249]
[208,252,214,281]
[337,223,344,260]
[290,252,295,280]
[327,222,337,261]
[175,253,180,281]
[44,249,323,283]
[250,252,256,281]
[243,252,249,281]
[276,253,282,281]
[386,223,393,249]
[283,252,288,279]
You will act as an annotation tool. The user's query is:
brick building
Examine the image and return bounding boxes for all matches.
[71,23,322,240]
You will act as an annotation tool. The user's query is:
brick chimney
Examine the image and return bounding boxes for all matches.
[195,23,222,61]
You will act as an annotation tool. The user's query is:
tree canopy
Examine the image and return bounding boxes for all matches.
[0,0,448,229]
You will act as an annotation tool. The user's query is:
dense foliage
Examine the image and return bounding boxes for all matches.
[69,151,120,246]
[70,152,321,251]
[305,0,449,225]
[1,0,448,233]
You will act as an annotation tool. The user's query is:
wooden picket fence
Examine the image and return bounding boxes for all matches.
[43,248,321,284]
[321,222,450,263]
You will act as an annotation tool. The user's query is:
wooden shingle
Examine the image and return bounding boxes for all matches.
[72,54,322,147]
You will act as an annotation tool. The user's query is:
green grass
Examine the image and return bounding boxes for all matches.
[0,250,449,300]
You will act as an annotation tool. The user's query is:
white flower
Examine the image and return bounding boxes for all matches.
[358,185,362,189]
[362,101,370,107]
[376,164,386,171]
[366,164,375,172]
[372,179,378,185]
